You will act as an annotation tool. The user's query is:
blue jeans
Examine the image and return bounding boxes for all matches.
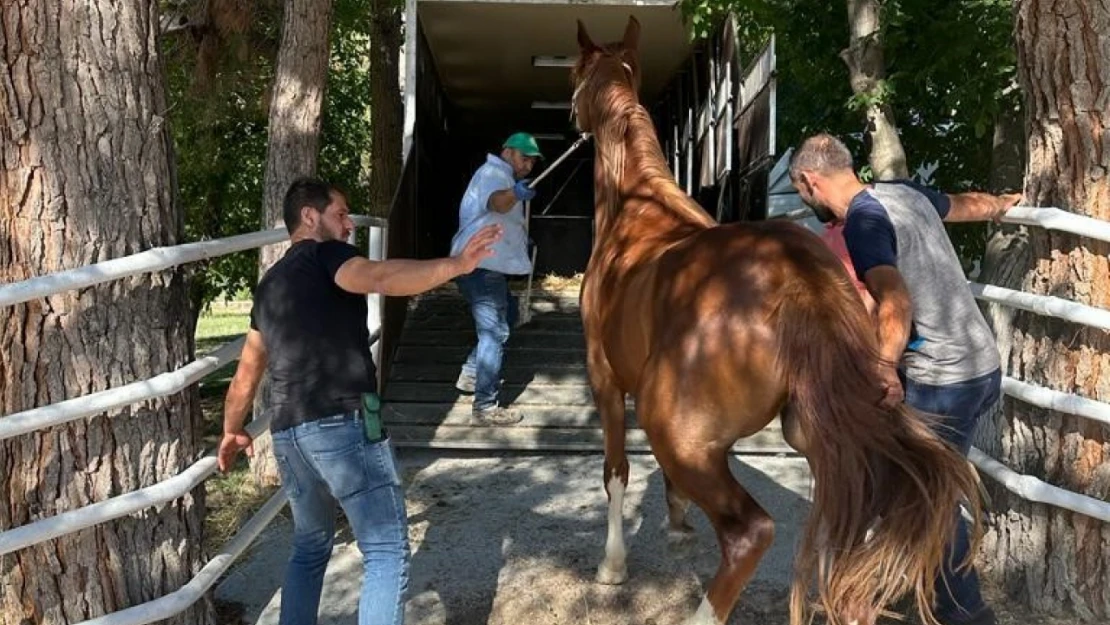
[902,368,1002,624]
[271,413,410,625]
[455,269,515,411]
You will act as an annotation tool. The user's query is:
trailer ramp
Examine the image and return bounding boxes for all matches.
[381,286,794,455]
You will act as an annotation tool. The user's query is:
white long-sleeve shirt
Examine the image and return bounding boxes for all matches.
[449,154,533,276]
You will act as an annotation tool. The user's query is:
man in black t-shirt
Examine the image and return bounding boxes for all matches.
[216,177,500,625]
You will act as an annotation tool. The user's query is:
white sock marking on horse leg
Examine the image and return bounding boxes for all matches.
[682,596,722,625]
[596,475,627,584]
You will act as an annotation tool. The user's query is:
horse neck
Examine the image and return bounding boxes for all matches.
[591,95,714,240]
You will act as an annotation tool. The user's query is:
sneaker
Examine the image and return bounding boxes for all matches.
[455,371,476,394]
[471,406,523,426]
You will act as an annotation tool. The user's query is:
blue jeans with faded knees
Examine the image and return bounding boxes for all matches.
[456,268,513,411]
[902,368,1002,624]
[271,412,410,625]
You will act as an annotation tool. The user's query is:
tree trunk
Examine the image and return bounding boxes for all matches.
[368,0,404,218]
[976,1,1110,620]
[987,92,1026,195]
[250,0,335,486]
[840,0,909,180]
[0,2,212,624]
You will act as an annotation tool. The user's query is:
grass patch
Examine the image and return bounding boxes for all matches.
[196,303,251,447]
[204,466,280,555]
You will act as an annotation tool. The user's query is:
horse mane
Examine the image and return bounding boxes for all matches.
[573,47,714,235]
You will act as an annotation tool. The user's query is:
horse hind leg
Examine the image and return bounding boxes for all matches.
[658,448,775,625]
[663,473,696,544]
[588,352,631,585]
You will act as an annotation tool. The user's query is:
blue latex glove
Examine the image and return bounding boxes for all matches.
[513,179,537,202]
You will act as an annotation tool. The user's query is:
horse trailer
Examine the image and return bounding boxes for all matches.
[379,0,808,381]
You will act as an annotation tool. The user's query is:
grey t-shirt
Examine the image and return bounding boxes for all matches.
[843,180,1000,386]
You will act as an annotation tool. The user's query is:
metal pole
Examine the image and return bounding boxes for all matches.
[367,224,386,389]
[518,133,592,326]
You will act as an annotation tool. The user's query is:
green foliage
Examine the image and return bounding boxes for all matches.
[846,79,896,112]
[164,0,374,310]
[319,0,374,207]
[679,0,1018,272]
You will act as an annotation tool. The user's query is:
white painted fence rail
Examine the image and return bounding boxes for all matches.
[1001,205,1110,245]
[2,200,1107,625]
[0,413,271,556]
[0,215,386,309]
[0,218,388,622]
[969,282,1110,332]
[1001,377,1110,427]
[0,336,247,442]
[74,490,290,625]
[969,448,1110,523]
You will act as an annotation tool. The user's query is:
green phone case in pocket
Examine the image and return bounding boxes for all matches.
[361,392,384,442]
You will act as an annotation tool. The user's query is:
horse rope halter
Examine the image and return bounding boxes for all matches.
[570,49,635,128]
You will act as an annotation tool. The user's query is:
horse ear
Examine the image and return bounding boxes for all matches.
[622,15,641,50]
[577,20,598,52]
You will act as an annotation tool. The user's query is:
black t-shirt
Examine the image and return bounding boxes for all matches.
[249,239,377,432]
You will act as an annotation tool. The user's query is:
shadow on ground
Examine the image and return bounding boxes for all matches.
[215,450,813,625]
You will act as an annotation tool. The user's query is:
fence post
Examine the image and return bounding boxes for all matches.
[367,224,387,390]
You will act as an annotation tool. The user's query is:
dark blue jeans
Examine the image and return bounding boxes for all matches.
[902,368,1002,624]
[455,269,516,411]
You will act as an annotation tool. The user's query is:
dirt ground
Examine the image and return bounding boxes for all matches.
[214,450,1076,625]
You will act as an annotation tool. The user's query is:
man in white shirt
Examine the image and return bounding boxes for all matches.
[450,132,542,425]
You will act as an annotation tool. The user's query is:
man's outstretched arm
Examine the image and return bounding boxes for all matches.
[334,224,503,296]
[944,192,1022,223]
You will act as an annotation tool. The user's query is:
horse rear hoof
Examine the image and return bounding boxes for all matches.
[595,562,627,585]
[665,521,696,543]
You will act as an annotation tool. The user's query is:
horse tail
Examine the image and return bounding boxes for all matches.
[773,253,983,625]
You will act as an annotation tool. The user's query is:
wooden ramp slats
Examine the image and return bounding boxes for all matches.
[401,315,585,333]
[393,346,585,365]
[398,331,587,349]
[382,289,797,455]
[384,382,604,406]
[387,364,589,384]
[386,424,794,454]
[383,403,636,428]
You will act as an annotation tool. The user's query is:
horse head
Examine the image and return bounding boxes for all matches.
[571,16,642,134]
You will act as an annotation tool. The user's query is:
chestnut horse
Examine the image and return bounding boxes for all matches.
[572,16,982,625]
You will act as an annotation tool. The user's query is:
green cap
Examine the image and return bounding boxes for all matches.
[503,132,544,159]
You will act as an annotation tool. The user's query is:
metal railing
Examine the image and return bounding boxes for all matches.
[958,207,1110,522]
[2,199,1108,623]
[770,203,1110,522]
[0,214,387,623]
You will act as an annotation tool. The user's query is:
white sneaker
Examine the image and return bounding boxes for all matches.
[471,406,523,426]
[455,371,476,394]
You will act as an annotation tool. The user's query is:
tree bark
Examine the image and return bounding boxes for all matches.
[367,0,404,218]
[250,0,334,486]
[987,92,1026,195]
[0,2,212,624]
[840,0,909,180]
[976,1,1110,620]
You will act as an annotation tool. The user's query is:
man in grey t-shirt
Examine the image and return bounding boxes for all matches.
[789,133,1020,625]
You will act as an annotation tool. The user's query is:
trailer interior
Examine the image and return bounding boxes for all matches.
[396,0,782,275]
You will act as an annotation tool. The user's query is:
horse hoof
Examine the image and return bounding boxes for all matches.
[595,563,627,585]
[664,522,696,544]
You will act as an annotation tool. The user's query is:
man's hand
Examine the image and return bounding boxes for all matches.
[455,224,503,274]
[513,179,537,203]
[877,362,904,408]
[989,193,1022,223]
[217,431,254,473]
